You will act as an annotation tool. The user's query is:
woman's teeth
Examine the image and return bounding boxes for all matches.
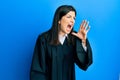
[67,24,72,29]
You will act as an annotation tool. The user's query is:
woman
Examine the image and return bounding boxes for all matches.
[30,5,93,80]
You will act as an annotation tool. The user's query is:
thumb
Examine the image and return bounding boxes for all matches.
[71,32,78,37]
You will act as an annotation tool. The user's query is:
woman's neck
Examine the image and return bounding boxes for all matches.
[59,31,66,37]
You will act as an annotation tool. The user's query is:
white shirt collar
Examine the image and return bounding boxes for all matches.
[59,34,68,45]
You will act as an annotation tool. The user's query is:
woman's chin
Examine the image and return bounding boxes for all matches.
[65,31,71,34]
[66,29,72,34]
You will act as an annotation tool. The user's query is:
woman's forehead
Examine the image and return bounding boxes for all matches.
[66,11,76,16]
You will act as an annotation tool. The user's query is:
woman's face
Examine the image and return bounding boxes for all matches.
[58,11,76,36]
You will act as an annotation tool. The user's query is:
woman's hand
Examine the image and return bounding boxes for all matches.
[72,20,90,46]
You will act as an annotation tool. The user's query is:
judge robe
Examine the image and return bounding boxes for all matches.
[30,31,93,80]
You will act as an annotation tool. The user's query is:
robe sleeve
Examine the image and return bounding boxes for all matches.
[74,38,93,71]
[30,35,47,80]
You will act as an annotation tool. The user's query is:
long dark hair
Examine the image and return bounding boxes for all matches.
[49,5,76,45]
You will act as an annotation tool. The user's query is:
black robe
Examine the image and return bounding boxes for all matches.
[30,31,93,80]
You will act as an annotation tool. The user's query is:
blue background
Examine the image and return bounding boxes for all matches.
[0,0,120,80]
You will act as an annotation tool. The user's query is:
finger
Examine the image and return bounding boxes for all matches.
[85,21,89,30]
[83,20,87,29]
[80,20,85,29]
[79,20,85,33]
[86,26,90,33]
[71,32,78,37]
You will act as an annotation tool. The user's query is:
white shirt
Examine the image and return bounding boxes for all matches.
[59,34,67,45]
[58,34,87,51]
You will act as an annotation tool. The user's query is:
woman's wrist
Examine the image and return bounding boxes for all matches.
[82,39,86,46]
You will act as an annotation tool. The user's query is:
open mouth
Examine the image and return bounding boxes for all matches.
[67,24,73,30]
[66,24,73,33]
[67,24,72,29]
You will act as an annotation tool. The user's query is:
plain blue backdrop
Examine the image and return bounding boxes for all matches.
[0,0,120,80]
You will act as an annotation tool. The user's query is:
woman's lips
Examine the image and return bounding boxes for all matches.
[68,24,72,29]
[66,24,73,32]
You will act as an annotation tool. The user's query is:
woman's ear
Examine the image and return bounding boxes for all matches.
[58,20,60,24]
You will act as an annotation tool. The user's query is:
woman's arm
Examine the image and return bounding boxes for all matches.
[30,35,47,80]
[74,38,93,71]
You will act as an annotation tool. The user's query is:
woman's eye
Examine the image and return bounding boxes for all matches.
[66,16,71,18]
[74,17,76,20]
[66,15,76,20]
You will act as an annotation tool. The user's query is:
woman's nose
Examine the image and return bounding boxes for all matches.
[70,18,75,23]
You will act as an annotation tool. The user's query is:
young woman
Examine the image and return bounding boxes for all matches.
[30,5,93,80]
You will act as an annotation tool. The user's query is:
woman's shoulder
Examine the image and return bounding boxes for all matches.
[37,30,50,42]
